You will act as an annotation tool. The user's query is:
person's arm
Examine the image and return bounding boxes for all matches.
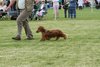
[5,0,16,11]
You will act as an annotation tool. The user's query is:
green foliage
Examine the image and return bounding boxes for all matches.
[0,8,100,67]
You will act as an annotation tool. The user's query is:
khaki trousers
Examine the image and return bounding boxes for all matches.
[16,9,33,38]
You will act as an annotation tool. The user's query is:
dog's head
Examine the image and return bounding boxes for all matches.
[36,26,46,33]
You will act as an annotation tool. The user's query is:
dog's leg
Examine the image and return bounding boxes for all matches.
[64,36,66,40]
[45,36,49,40]
[47,37,51,40]
[40,38,45,41]
[56,37,59,40]
[40,36,46,41]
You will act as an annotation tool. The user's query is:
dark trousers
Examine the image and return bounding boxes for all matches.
[79,6,83,10]
[68,8,76,18]
[64,9,68,18]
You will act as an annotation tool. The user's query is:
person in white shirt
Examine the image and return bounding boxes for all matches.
[78,0,84,10]
[18,0,25,9]
[97,0,100,6]
[97,0,100,3]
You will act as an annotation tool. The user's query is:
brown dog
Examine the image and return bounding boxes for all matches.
[36,26,67,41]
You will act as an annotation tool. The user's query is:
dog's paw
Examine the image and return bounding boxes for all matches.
[40,39,45,41]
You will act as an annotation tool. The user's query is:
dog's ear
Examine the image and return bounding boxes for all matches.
[47,30,50,32]
[41,28,46,32]
[37,26,46,32]
[39,26,44,28]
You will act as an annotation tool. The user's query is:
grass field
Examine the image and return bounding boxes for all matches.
[0,8,100,67]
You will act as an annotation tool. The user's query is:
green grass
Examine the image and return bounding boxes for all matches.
[0,8,100,67]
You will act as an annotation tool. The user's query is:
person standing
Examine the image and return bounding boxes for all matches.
[68,0,76,18]
[63,0,69,18]
[59,0,62,9]
[52,0,59,20]
[97,0,100,9]
[78,0,84,10]
[5,0,34,40]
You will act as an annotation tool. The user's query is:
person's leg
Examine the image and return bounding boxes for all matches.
[53,3,57,20]
[70,9,73,18]
[12,11,23,40]
[23,20,33,39]
[68,8,70,18]
[53,2,59,20]
[56,3,59,17]
[13,10,33,40]
[73,8,76,18]
[64,9,67,18]
[59,2,61,9]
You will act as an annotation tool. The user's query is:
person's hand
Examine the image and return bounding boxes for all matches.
[5,7,10,12]
[5,0,16,12]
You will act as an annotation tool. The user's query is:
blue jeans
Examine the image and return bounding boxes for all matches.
[68,8,76,18]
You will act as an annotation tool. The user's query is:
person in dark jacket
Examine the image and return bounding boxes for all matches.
[63,0,69,18]
[68,0,76,18]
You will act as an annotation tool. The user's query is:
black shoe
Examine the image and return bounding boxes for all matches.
[12,37,21,40]
[26,37,34,40]
[35,17,37,20]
